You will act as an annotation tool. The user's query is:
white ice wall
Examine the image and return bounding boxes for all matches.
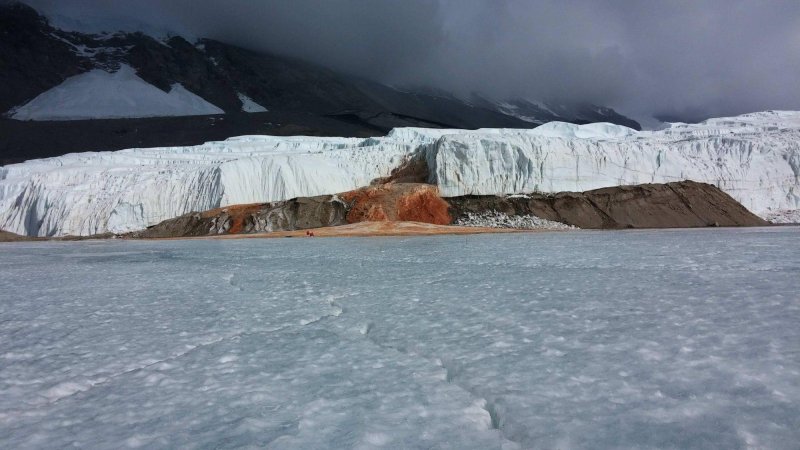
[431,112,800,216]
[1,111,798,236]
[0,135,420,236]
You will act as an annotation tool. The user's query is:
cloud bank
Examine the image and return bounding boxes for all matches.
[21,0,800,121]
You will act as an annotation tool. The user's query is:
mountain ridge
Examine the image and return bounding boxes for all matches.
[1,2,641,163]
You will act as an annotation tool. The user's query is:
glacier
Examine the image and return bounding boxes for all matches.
[1,111,799,236]
[430,112,800,213]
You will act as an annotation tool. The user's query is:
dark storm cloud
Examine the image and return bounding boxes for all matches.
[21,0,800,121]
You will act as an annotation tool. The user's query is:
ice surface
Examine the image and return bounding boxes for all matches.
[8,64,224,121]
[1,227,799,449]
[1,111,799,236]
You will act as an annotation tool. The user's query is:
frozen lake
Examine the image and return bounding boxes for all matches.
[1,227,799,449]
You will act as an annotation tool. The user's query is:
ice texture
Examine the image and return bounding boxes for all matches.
[1,111,800,236]
[430,111,800,218]
[1,227,798,449]
[0,133,421,236]
[8,64,224,121]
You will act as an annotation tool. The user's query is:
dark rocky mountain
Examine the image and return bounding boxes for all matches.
[480,97,642,130]
[0,2,90,114]
[0,2,641,163]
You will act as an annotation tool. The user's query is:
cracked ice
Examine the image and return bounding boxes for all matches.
[1,227,799,449]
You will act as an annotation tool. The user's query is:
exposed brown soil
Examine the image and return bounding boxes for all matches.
[151,221,522,240]
[397,188,452,223]
[0,229,116,242]
[340,183,451,225]
[0,230,36,242]
[370,157,430,185]
[448,181,769,229]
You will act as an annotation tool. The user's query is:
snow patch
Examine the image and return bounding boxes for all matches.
[529,121,637,139]
[9,64,224,121]
[237,93,268,113]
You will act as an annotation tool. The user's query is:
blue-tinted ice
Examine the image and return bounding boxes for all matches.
[1,228,799,449]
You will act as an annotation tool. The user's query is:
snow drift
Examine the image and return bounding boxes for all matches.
[1,111,798,236]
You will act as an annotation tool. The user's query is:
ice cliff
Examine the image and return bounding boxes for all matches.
[1,111,798,236]
[430,112,800,217]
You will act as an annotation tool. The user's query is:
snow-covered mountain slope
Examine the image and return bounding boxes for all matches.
[487,98,643,130]
[1,111,798,236]
[10,65,224,120]
[2,3,638,131]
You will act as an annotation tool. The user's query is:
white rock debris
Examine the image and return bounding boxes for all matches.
[455,211,576,230]
[764,209,800,224]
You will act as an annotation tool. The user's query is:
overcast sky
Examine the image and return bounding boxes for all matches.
[20,0,800,121]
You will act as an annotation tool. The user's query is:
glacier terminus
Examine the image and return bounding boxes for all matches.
[1,111,798,237]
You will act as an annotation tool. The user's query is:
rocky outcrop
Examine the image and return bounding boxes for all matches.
[447,181,769,229]
[0,3,90,114]
[129,184,450,238]
[0,229,35,242]
[128,196,347,238]
[121,180,767,239]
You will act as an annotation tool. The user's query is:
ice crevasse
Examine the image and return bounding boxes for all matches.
[1,111,799,236]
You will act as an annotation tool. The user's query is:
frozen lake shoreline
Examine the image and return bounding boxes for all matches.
[1,227,799,449]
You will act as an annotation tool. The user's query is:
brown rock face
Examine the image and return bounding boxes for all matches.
[128,196,348,239]
[370,157,430,185]
[340,183,451,225]
[123,180,767,239]
[0,230,35,242]
[447,181,769,229]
